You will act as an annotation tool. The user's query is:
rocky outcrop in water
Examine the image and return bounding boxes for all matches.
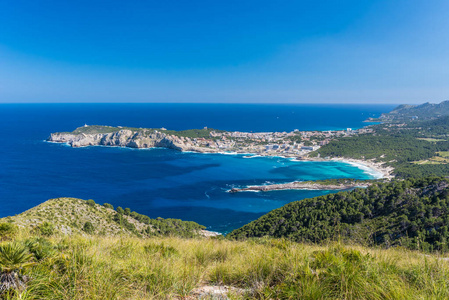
[229,181,370,193]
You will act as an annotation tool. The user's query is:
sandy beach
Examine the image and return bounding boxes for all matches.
[330,158,394,180]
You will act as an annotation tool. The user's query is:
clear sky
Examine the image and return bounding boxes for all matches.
[1,0,448,103]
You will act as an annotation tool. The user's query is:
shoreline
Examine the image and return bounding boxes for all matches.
[47,122,391,181]
[186,149,392,180]
[46,139,392,180]
[225,151,392,180]
[227,156,392,193]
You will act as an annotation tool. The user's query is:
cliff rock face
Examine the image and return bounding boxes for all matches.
[48,129,213,153]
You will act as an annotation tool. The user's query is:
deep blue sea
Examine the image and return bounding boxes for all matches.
[0,103,395,233]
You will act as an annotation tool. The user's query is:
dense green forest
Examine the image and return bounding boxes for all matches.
[229,177,449,252]
[110,203,206,238]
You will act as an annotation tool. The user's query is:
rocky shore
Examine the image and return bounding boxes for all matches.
[48,129,217,153]
[229,181,370,193]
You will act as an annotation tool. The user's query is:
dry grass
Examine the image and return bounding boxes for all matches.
[2,230,449,299]
[412,151,449,165]
[416,138,446,143]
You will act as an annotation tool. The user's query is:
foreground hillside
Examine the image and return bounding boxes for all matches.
[229,177,449,252]
[1,229,449,299]
[3,181,449,298]
[1,197,208,238]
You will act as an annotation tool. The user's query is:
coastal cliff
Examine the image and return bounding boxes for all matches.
[48,126,216,153]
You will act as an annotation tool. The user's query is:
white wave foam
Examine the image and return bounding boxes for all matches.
[217,151,239,155]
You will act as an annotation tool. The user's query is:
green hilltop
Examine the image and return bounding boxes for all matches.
[1,197,207,239]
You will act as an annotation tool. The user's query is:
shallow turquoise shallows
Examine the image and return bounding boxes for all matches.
[0,103,395,232]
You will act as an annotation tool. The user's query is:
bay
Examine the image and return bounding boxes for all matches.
[0,103,395,232]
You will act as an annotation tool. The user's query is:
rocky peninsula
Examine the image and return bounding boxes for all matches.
[48,125,216,153]
[229,180,371,193]
[48,124,362,155]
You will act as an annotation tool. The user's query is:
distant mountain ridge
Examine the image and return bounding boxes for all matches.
[381,100,449,121]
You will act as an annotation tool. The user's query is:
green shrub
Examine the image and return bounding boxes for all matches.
[0,223,17,241]
[37,222,55,236]
[86,199,96,207]
[25,237,56,261]
[112,213,136,233]
[0,242,35,293]
[103,203,114,210]
[83,222,95,234]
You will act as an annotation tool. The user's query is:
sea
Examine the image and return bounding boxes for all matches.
[0,103,396,233]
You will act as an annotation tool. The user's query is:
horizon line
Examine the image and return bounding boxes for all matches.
[0,102,402,105]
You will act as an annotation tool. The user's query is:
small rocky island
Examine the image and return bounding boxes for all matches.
[229,179,371,193]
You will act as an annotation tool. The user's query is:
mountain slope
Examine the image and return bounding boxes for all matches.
[1,197,209,238]
[228,177,449,252]
[2,197,449,298]
[381,100,449,121]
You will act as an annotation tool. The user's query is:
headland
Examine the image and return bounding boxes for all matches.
[48,124,389,182]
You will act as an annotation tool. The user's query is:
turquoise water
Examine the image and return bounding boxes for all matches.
[0,103,395,232]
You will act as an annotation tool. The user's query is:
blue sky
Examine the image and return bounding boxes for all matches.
[1,0,448,103]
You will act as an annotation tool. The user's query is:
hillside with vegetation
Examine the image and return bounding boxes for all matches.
[380,100,449,121]
[2,222,449,298]
[1,185,449,298]
[0,197,207,239]
[229,177,449,252]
